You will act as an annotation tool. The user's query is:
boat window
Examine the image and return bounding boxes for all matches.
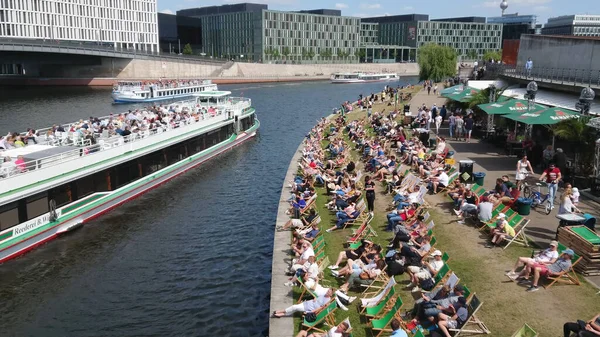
[48,183,72,208]
[112,159,140,189]
[26,192,49,220]
[0,202,19,231]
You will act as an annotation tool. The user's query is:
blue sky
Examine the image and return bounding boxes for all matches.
[158,0,600,24]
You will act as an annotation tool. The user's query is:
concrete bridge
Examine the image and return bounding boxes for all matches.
[498,65,600,94]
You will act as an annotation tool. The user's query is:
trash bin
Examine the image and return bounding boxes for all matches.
[517,197,533,216]
[459,160,474,184]
[474,172,486,186]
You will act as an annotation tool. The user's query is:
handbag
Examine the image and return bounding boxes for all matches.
[359,272,370,280]
[305,312,317,323]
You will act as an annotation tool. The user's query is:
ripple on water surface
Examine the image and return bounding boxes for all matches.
[0,79,417,336]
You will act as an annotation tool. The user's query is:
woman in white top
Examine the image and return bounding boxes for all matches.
[435,113,443,134]
[558,191,580,215]
[515,155,534,190]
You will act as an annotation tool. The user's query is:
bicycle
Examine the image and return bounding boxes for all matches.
[523,182,553,215]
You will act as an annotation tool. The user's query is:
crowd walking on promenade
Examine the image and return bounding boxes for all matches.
[272,86,599,337]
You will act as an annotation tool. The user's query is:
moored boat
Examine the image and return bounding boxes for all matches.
[111,79,218,103]
[330,72,400,84]
[0,91,258,263]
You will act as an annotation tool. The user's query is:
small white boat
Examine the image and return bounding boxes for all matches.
[112,79,218,103]
[330,72,400,84]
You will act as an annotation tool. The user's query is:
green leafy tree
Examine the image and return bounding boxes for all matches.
[483,50,502,62]
[355,49,366,62]
[301,48,308,60]
[272,48,280,59]
[552,116,598,174]
[417,43,457,82]
[466,85,507,109]
[307,48,315,60]
[282,47,290,58]
[182,43,193,55]
[466,49,478,60]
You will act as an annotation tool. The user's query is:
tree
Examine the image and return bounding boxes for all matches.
[483,49,502,62]
[393,49,398,61]
[466,85,507,109]
[466,49,478,60]
[552,116,598,175]
[307,48,315,60]
[417,43,457,82]
[182,43,193,55]
[355,49,366,62]
[282,47,290,59]
[301,48,308,60]
[272,48,280,59]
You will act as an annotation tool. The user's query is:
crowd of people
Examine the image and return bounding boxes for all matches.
[272,85,595,336]
[0,103,223,178]
[114,79,211,91]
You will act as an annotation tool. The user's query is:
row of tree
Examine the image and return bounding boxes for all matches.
[418,43,503,81]
[262,47,365,60]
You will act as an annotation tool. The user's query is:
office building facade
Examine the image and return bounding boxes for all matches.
[487,14,538,48]
[0,0,159,52]
[179,4,360,63]
[542,15,600,37]
[158,13,202,54]
[364,15,502,59]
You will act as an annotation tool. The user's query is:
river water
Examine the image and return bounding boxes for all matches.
[0,78,416,337]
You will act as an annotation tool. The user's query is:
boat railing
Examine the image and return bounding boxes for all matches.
[0,111,226,181]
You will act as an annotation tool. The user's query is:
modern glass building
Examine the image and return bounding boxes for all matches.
[179,4,360,63]
[487,14,538,47]
[542,15,600,37]
[364,14,502,60]
[0,0,159,52]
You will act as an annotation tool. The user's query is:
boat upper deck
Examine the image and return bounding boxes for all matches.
[114,79,214,92]
[0,95,255,201]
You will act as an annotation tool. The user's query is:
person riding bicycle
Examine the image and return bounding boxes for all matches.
[539,163,561,210]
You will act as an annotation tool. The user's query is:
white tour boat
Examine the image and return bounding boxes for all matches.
[0,91,259,263]
[112,79,218,103]
[330,72,400,84]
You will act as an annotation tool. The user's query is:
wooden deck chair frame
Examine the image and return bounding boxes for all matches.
[361,287,398,317]
[449,294,491,336]
[296,278,318,303]
[370,298,404,337]
[360,267,390,294]
[302,299,338,333]
[436,172,459,195]
[543,244,582,288]
[502,218,531,249]
[479,206,513,231]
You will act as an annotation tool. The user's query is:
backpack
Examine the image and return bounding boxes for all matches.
[420,277,435,291]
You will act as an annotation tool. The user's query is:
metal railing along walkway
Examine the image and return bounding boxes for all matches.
[498,64,600,89]
[0,38,228,65]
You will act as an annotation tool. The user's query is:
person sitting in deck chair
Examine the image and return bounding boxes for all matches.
[386,204,417,232]
[518,248,574,292]
[436,296,468,337]
[506,240,559,279]
[405,250,444,292]
[294,321,351,337]
[285,255,319,287]
[563,313,600,337]
[279,208,318,231]
[289,240,315,274]
[338,259,386,293]
[328,239,373,270]
[272,288,335,318]
[427,168,449,194]
[485,216,514,248]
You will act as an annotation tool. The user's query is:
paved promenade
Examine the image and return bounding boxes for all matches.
[410,88,600,287]
[269,141,304,337]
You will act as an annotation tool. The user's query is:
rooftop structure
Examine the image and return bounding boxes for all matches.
[488,14,538,47]
[542,15,600,37]
[432,16,487,23]
[0,0,159,52]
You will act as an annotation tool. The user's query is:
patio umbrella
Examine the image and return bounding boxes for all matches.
[503,107,582,147]
[477,99,548,115]
[502,107,580,125]
[440,85,464,96]
[444,87,480,102]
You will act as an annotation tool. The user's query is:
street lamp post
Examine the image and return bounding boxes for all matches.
[487,84,497,135]
[576,87,596,115]
[524,80,538,137]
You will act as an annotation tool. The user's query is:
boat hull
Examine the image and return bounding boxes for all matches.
[0,122,259,263]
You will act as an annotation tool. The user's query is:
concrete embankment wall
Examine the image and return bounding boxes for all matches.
[517,34,600,71]
[221,62,419,78]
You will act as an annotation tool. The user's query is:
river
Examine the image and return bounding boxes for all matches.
[0,78,417,337]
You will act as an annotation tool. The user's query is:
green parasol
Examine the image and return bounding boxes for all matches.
[444,87,480,102]
[477,99,548,115]
[440,85,465,96]
[502,107,581,125]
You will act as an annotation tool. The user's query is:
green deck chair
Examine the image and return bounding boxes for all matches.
[302,299,338,333]
[511,323,538,337]
[442,252,450,263]
[434,263,450,287]
[364,287,397,317]
[370,297,403,337]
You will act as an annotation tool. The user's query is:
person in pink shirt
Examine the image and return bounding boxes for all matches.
[14,155,27,172]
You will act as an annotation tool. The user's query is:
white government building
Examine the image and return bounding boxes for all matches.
[0,0,159,52]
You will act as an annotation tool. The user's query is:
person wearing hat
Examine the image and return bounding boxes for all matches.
[486,213,514,248]
[405,250,445,292]
[506,241,559,279]
[520,248,574,292]
[437,296,469,337]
